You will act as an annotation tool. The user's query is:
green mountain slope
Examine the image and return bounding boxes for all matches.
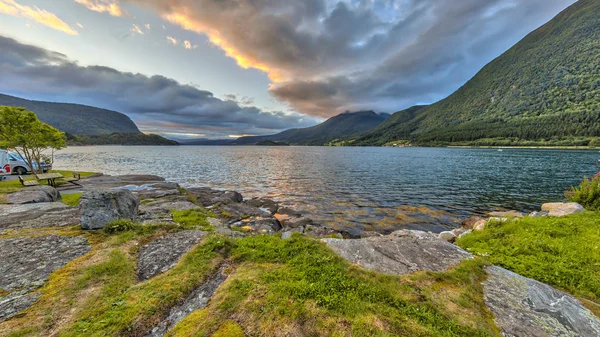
[234,111,388,145]
[0,93,141,135]
[356,0,600,146]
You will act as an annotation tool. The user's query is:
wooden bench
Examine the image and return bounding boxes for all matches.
[19,175,40,187]
[61,172,81,186]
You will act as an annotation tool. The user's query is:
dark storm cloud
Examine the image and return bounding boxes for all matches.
[0,36,319,137]
[126,0,576,116]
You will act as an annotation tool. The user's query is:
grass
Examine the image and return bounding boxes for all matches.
[172,208,216,231]
[457,212,600,312]
[0,170,97,194]
[171,235,500,336]
[61,193,82,207]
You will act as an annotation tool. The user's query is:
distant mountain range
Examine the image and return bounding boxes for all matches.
[232,111,389,145]
[353,0,600,146]
[0,93,177,145]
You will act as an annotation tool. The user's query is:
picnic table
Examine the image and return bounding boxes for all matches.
[35,173,65,187]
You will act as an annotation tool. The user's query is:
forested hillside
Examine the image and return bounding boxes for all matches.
[355,0,600,146]
[0,94,140,135]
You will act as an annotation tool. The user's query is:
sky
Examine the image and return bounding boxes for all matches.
[0,0,578,139]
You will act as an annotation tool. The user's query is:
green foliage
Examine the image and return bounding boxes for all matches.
[61,193,82,207]
[0,106,66,174]
[0,94,140,135]
[457,213,600,304]
[566,173,600,210]
[172,208,216,230]
[65,133,178,146]
[356,0,600,146]
[102,219,140,234]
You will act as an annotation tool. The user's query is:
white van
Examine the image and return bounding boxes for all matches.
[0,150,51,175]
[0,150,9,179]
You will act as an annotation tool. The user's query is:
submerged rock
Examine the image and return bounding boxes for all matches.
[5,185,61,204]
[323,230,472,276]
[483,266,600,337]
[147,264,230,337]
[79,189,139,230]
[541,202,585,217]
[137,230,208,281]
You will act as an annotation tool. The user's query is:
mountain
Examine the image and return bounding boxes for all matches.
[0,93,140,135]
[178,138,235,145]
[234,111,389,145]
[356,0,600,146]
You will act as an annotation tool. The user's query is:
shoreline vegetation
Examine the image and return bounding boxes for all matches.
[0,171,599,336]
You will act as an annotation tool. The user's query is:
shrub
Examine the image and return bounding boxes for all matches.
[102,219,139,234]
[566,173,600,210]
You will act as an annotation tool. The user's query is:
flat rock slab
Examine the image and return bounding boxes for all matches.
[0,203,79,231]
[483,266,600,337]
[0,235,90,292]
[322,230,472,275]
[0,291,40,322]
[541,202,585,217]
[5,186,61,204]
[186,187,243,207]
[137,230,208,280]
[147,264,229,337]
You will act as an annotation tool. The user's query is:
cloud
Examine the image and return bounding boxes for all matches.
[127,0,576,116]
[0,0,78,35]
[166,36,177,45]
[130,24,144,35]
[144,23,150,30]
[0,35,319,138]
[76,22,84,29]
[74,0,123,17]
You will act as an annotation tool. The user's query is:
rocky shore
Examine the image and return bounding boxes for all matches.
[1,173,599,336]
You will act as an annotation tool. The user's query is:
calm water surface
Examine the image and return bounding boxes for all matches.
[54,146,600,235]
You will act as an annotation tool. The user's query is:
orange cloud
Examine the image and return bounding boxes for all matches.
[163,12,284,82]
[74,0,123,17]
[0,0,78,35]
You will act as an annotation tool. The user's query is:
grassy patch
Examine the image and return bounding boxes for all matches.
[61,193,82,207]
[0,170,98,194]
[173,208,216,231]
[173,235,500,336]
[457,213,600,308]
[49,170,98,179]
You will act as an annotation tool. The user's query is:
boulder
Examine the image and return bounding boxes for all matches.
[137,230,208,280]
[304,225,342,239]
[244,198,279,214]
[438,231,457,242]
[461,216,486,229]
[5,185,61,204]
[186,187,242,207]
[474,220,487,231]
[0,202,79,231]
[488,210,524,218]
[483,266,600,337]
[323,230,472,276]
[541,202,585,217]
[79,189,140,230]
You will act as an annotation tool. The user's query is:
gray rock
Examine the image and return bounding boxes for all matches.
[529,210,549,218]
[304,224,342,239]
[438,231,457,242]
[230,216,282,234]
[458,229,473,238]
[137,230,208,280]
[0,235,90,292]
[281,227,303,239]
[135,182,182,199]
[0,291,41,323]
[483,266,600,337]
[244,197,279,214]
[323,230,472,276]
[79,189,140,230]
[147,264,229,337]
[0,202,79,231]
[488,210,524,218]
[218,202,273,221]
[541,202,585,217]
[281,216,314,229]
[5,185,61,204]
[138,197,198,220]
[186,187,242,207]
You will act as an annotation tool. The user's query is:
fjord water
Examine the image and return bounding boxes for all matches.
[54,146,599,235]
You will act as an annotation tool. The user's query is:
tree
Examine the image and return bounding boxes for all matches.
[0,106,66,176]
